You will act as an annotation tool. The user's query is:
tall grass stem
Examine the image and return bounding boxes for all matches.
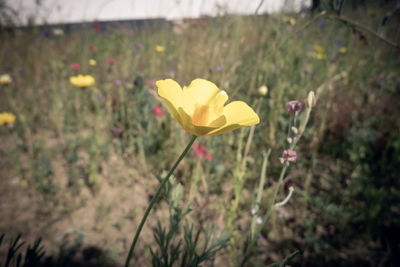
[250,149,271,240]
[124,135,197,267]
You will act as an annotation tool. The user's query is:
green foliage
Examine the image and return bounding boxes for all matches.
[0,234,45,267]
[150,180,231,266]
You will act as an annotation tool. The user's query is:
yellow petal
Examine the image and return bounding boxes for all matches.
[182,79,221,116]
[156,79,183,124]
[208,101,259,135]
[178,107,223,136]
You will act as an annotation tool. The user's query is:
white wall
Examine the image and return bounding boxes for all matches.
[5,0,310,26]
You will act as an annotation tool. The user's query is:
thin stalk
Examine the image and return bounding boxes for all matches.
[124,135,197,267]
[329,14,400,49]
[241,163,289,267]
[250,149,271,240]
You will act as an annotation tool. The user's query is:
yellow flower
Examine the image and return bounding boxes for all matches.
[339,47,347,54]
[314,45,324,53]
[156,78,260,136]
[155,45,165,52]
[69,74,95,87]
[0,74,12,84]
[0,112,16,125]
[283,16,296,25]
[308,52,326,60]
[316,53,326,60]
[89,59,97,66]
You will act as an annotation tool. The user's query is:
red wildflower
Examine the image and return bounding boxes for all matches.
[193,144,206,158]
[93,21,101,32]
[193,144,213,161]
[153,106,164,116]
[90,45,97,52]
[72,63,80,70]
[108,58,115,65]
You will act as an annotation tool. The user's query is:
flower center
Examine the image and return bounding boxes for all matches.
[191,90,228,126]
[192,104,210,126]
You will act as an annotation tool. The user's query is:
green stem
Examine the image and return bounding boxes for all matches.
[124,135,197,267]
[241,163,289,267]
[250,149,271,240]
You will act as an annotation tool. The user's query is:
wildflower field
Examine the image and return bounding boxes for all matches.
[1,1,400,266]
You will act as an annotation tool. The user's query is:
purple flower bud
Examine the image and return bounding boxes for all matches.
[216,65,224,72]
[286,101,302,115]
[41,31,51,38]
[136,43,143,50]
[279,149,298,164]
[317,21,326,29]
[134,76,143,87]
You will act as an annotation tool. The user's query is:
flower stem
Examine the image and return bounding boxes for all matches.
[241,162,289,267]
[124,135,197,267]
[250,149,271,240]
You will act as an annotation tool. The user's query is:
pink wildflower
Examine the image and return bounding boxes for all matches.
[72,63,80,70]
[153,106,164,116]
[279,149,298,164]
[108,58,115,65]
[193,144,212,161]
[193,144,206,158]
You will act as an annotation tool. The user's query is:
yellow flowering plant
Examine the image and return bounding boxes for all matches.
[155,45,165,52]
[156,79,260,136]
[0,112,16,125]
[283,16,296,25]
[0,74,12,85]
[69,74,95,87]
[89,59,97,66]
[124,78,259,266]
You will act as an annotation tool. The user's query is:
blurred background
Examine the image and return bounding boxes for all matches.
[4,0,309,24]
[0,0,399,266]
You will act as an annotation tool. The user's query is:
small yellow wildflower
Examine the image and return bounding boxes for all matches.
[308,52,326,60]
[0,112,16,125]
[69,74,95,88]
[155,45,165,52]
[89,59,97,66]
[283,16,296,25]
[156,78,260,136]
[0,74,12,85]
[314,45,324,53]
[339,47,347,54]
[316,53,326,60]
